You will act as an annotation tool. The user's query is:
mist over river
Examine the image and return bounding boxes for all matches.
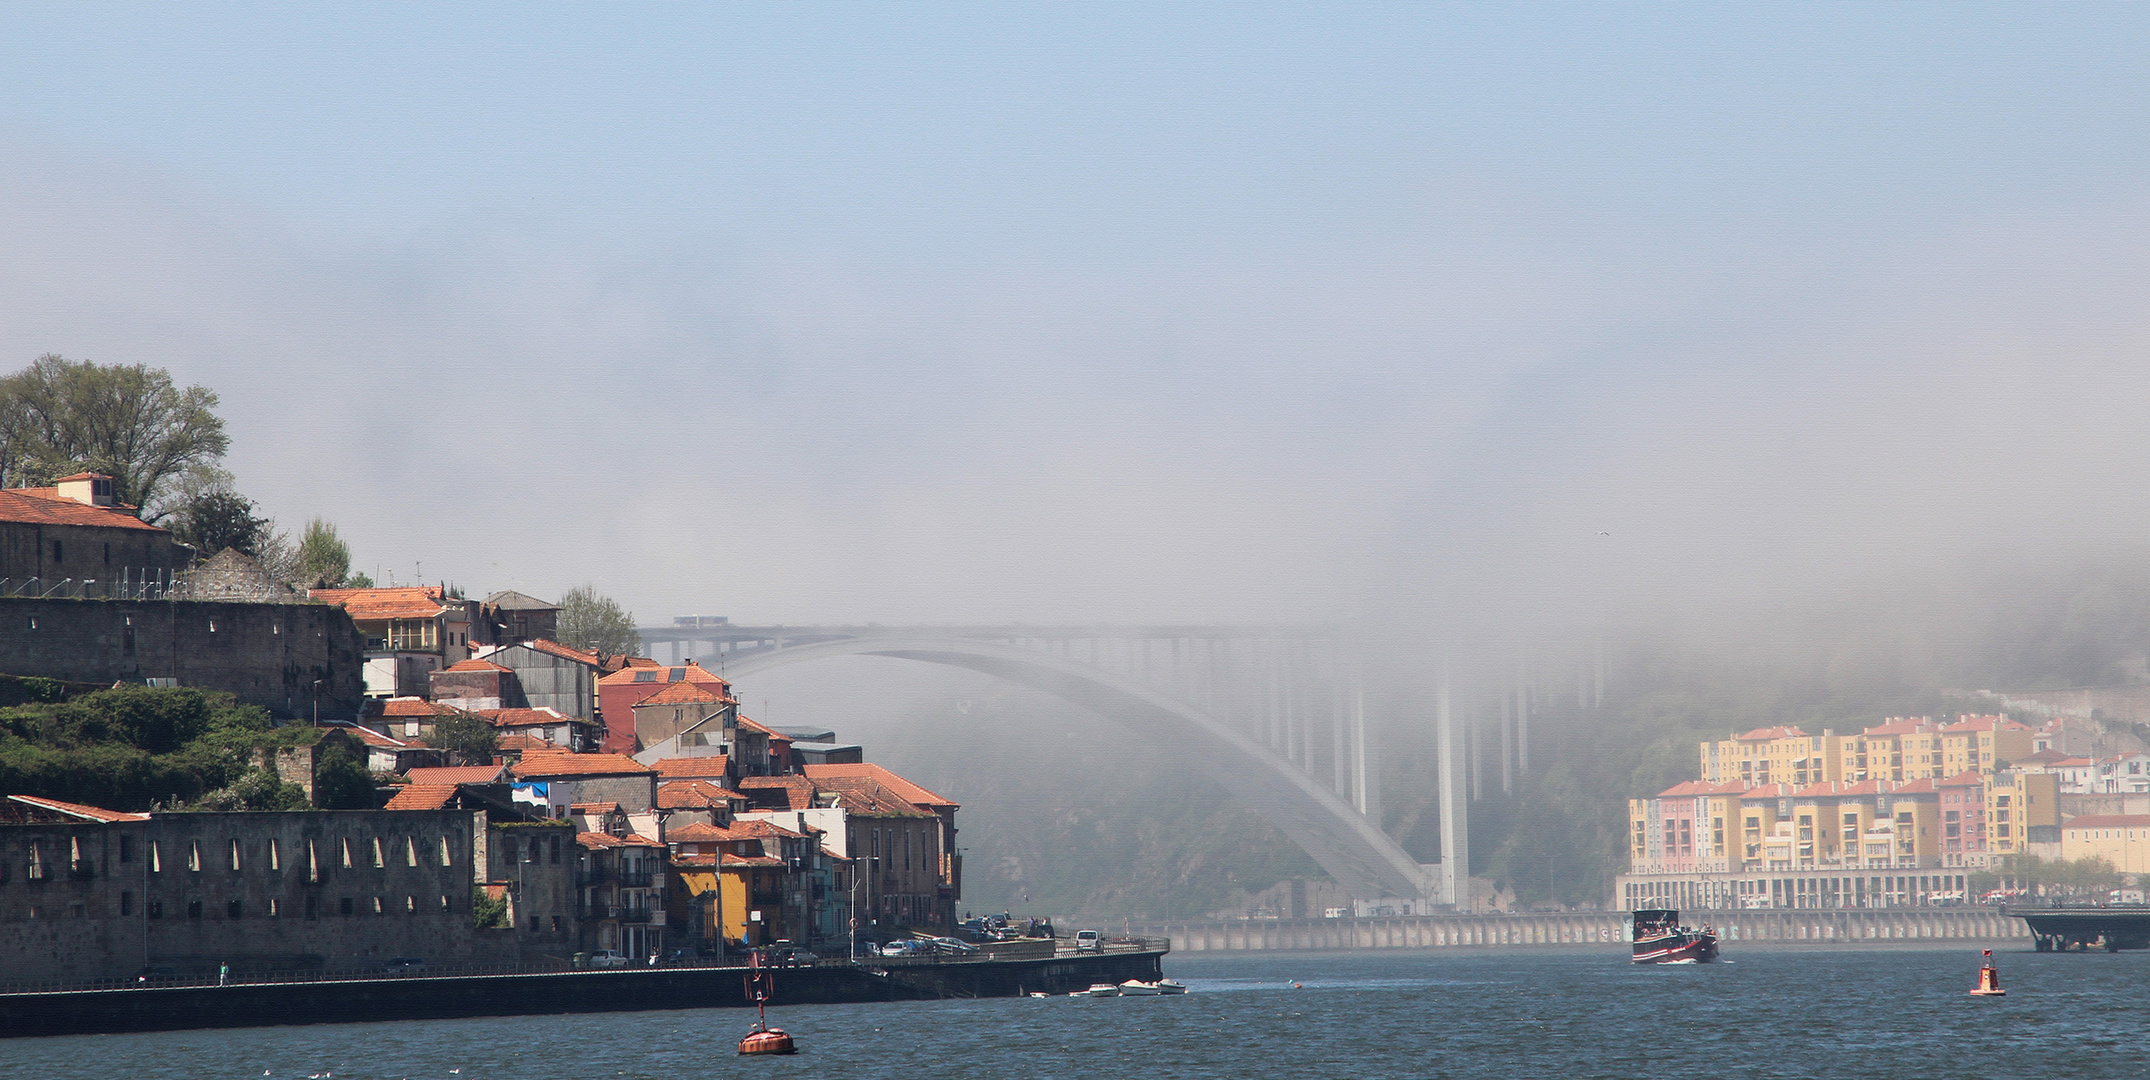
[12,944,2146,1079]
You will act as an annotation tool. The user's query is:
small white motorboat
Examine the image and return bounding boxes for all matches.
[1029,991,1051,998]
[1087,983,1122,997]
[1156,978,1188,995]
[1118,979,1162,996]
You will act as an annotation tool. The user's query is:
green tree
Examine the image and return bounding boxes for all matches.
[472,887,511,929]
[311,743,379,809]
[0,354,230,520]
[430,711,500,766]
[297,518,355,588]
[557,584,641,657]
[171,487,269,556]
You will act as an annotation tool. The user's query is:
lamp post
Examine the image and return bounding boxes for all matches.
[311,680,322,728]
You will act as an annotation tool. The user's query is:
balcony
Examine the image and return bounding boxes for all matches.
[581,902,615,919]
[618,870,654,888]
[617,907,658,924]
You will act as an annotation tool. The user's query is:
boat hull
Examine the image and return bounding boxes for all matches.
[1632,932,1718,964]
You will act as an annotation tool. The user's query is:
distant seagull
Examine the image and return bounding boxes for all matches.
[1596,531,1610,536]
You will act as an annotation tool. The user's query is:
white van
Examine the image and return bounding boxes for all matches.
[1075,930,1102,952]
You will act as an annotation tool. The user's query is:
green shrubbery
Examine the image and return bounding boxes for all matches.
[0,685,303,811]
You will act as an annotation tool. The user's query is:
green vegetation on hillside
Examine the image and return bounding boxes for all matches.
[0,685,312,811]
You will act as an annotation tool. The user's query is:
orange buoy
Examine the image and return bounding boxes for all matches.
[1969,949,2006,997]
[739,949,800,1054]
[739,1027,797,1055]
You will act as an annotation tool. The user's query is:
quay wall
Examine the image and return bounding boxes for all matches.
[1136,909,2029,952]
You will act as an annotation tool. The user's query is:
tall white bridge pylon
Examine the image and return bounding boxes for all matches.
[645,625,1451,904]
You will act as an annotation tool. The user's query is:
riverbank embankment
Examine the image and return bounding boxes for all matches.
[1135,908,2025,952]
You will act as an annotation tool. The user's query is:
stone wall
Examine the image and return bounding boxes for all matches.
[0,597,364,719]
[0,519,190,583]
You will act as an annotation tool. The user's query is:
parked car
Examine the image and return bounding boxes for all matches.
[766,942,819,966]
[380,957,428,974]
[881,940,924,957]
[1075,930,1102,952]
[586,950,631,969]
[928,936,979,955]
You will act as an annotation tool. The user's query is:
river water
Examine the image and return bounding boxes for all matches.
[12,943,2147,1079]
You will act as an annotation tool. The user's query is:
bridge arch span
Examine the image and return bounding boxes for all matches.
[703,636,1433,901]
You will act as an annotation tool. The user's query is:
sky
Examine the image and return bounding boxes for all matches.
[3,5,2150,633]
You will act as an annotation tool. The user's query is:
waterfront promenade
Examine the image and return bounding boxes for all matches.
[1135,908,2027,952]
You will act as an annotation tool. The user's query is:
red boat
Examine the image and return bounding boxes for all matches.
[1630,909,1719,964]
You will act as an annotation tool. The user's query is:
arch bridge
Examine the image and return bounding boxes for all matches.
[638,623,1466,905]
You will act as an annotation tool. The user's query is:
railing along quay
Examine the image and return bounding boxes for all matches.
[1134,909,2030,952]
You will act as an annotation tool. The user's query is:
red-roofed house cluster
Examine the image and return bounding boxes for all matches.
[1614,713,2150,912]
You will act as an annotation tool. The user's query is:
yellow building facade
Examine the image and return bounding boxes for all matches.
[1701,727,1840,787]
[1986,770,2060,857]
[2060,814,2150,874]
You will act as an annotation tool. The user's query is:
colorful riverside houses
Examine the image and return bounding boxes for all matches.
[575,826,667,961]
[1619,715,2061,913]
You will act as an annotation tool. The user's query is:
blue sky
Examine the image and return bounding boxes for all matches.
[1,5,2147,628]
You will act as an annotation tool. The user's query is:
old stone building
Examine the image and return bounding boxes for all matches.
[0,472,191,588]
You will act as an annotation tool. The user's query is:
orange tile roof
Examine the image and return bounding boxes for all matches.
[2067,814,2150,830]
[598,660,732,692]
[654,756,730,780]
[2020,749,2070,764]
[633,681,722,706]
[666,821,733,842]
[722,853,786,868]
[527,639,603,665]
[1861,718,1935,736]
[0,488,164,531]
[480,707,577,728]
[1942,715,2031,734]
[1892,779,1938,795]
[443,658,511,673]
[511,750,654,778]
[1739,783,1796,799]
[802,763,958,808]
[309,586,451,621]
[497,733,555,752]
[571,801,623,813]
[324,722,414,748]
[384,785,460,810]
[1733,726,1809,741]
[657,780,743,810]
[404,765,508,785]
[1939,770,1986,786]
[811,775,935,818]
[738,774,818,809]
[371,697,455,718]
[6,794,150,822]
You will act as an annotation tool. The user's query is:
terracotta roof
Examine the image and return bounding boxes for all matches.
[1942,715,2031,734]
[654,756,730,780]
[480,707,577,728]
[738,774,817,810]
[2020,749,2071,765]
[6,794,150,822]
[571,801,623,813]
[384,785,460,810]
[577,830,661,849]
[2065,814,2150,830]
[511,750,655,778]
[0,488,164,531]
[665,822,733,843]
[1861,718,1935,737]
[404,765,508,785]
[370,697,454,718]
[738,714,781,737]
[597,661,732,694]
[658,780,743,810]
[633,681,722,706]
[443,658,511,673]
[527,639,603,666]
[2054,757,2096,768]
[1938,770,1986,786]
[309,586,452,621]
[497,733,555,752]
[722,853,786,868]
[1656,780,1740,798]
[811,776,935,818]
[1739,783,1796,799]
[323,722,413,748]
[802,763,958,809]
[1733,726,1809,741]
[1892,779,1938,795]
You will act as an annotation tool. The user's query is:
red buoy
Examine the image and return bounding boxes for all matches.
[1969,949,2006,997]
[739,950,800,1054]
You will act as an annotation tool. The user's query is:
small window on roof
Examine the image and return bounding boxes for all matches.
[634,671,657,683]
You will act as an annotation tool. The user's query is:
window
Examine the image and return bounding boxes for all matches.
[188,840,201,872]
[227,899,243,919]
[120,836,133,864]
[230,839,242,871]
[51,540,61,563]
[440,836,453,866]
[441,894,452,913]
[150,841,162,873]
[120,891,133,915]
[103,542,110,565]
[339,896,354,916]
[502,837,516,865]
[551,836,561,864]
[268,898,280,917]
[340,838,354,868]
[27,840,44,880]
[269,839,280,871]
[307,839,320,882]
[405,895,416,914]
[405,837,418,867]
[371,837,385,868]
[372,896,384,915]
[187,899,203,919]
